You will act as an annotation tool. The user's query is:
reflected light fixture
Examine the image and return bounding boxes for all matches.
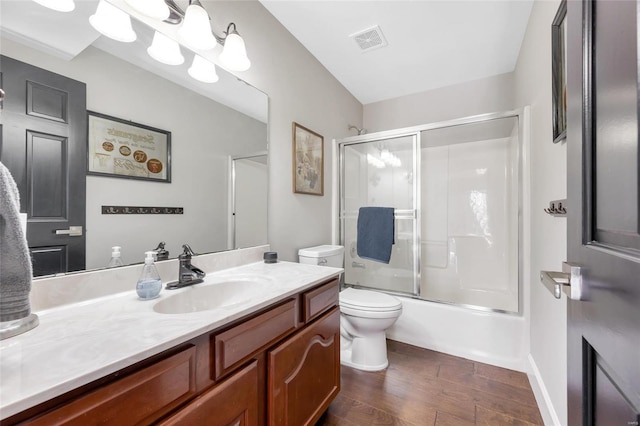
[178,0,216,51]
[89,0,136,42]
[125,0,170,20]
[218,24,251,72]
[147,31,184,65]
[188,55,219,83]
[32,0,75,12]
[81,0,251,76]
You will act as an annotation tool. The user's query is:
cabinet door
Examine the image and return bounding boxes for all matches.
[160,360,259,426]
[268,307,340,426]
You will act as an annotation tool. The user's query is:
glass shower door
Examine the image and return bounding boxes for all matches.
[340,134,419,296]
[420,116,519,312]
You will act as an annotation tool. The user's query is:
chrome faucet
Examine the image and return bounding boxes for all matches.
[165,244,206,290]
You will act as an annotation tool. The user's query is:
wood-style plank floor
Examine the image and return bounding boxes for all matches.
[316,340,544,425]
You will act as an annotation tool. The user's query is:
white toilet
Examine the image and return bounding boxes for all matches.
[298,245,403,372]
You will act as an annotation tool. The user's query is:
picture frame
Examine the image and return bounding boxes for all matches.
[551,0,567,143]
[87,111,171,182]
[292,122,324,196]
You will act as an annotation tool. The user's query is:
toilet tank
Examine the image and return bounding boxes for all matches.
[298,245,344,268]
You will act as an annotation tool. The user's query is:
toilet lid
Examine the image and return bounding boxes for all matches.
[340,287,402,312]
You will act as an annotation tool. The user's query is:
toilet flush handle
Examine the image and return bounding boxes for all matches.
[318,258,327,265]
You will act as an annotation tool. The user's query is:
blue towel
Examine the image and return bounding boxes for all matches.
[356,207,395,264]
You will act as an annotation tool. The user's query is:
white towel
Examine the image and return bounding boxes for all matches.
[0,161,33,322]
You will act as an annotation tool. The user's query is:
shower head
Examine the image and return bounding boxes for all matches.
[348,124,367,135]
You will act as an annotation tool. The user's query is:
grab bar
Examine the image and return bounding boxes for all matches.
[352,261,365,269]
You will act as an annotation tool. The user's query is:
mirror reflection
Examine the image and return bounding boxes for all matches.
[0,1,269,276]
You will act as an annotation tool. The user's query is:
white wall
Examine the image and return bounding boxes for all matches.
[514,1,567,424]
[363,72,515,132]
[1,39,267,268]
[233,158,268,249]
[207,1,363,262]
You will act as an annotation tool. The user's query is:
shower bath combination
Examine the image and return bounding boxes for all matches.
[335,109,526,370]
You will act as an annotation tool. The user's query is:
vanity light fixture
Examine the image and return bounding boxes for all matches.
[188,55,219,83]
[168,0,252,72]
[178,0,217,51]
[217,23,251,72]
[147,31,184,66]
[125,0,170,21]
[89,0,136,43]
[32,0,75,12]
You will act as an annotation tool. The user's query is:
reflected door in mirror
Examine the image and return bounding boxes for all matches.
[0,56,87,276]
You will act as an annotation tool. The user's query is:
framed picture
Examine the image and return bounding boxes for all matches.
[292,122,324,196]
[551,0,567,143]
[87,111,171,182]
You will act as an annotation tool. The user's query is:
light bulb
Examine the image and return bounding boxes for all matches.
[147,31,184,65]
[89,0,136,43]
[125,0,170,20]
[188,55,219,83]
[33,0,75,12]
[219,32,251,71]
[178,2,216,51]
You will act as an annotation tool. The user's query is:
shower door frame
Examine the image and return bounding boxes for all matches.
[336,109,525,314]
[338,131,422,297]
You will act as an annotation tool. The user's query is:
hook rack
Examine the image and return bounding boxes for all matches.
[544,199,567,217]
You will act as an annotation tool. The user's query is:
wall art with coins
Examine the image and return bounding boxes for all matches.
[87,111,171,182]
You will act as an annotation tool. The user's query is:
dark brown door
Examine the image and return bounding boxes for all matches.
[566,1,640,424]
[0,55,87,276]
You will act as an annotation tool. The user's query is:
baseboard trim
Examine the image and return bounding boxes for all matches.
[528,354,561,426]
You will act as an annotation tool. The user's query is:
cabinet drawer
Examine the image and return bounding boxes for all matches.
[214,298,297,380]
[159,360,259,426]
[302,279,339,323]
[28,346,197,426]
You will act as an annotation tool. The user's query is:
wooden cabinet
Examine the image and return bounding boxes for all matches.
[6,278,340,426]
[268,307,340,426]
[25,346,197,426]
[214,298,298,380]
[159,361,259,426]
[301,279,339,323]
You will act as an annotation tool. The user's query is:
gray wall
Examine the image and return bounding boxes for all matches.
[363,72,515,131]
[514,0,567,424]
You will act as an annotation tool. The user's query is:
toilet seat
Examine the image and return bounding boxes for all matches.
[340,287,402,312]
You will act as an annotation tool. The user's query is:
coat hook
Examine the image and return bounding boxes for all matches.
[545,199,567,216]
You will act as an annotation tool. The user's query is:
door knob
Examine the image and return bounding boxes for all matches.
[55,226,83,237]
[540,262,583,300]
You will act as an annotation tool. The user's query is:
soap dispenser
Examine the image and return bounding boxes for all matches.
[107,246,124,268]
[136,251,162,300]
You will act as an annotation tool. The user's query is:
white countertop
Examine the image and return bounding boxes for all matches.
[0,261,342,419]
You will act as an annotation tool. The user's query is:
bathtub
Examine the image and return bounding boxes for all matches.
[387,296,528,372]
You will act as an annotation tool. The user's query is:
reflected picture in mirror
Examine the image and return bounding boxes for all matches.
[0,0,268,276]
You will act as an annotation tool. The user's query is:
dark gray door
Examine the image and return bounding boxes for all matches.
[0,56,87,276]
[566,1,640,424]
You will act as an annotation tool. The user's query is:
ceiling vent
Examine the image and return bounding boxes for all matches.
[350,25,387,52]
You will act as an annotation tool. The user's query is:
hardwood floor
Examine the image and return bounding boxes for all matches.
[316,340,544,425]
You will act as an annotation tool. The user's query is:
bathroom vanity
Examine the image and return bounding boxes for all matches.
[0,259,341,425]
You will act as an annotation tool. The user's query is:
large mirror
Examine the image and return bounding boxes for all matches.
[0,0,268,274]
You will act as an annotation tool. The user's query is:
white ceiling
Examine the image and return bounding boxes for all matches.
[260,0,534,105]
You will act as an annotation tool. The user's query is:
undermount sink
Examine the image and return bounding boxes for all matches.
[153,279,268,314]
